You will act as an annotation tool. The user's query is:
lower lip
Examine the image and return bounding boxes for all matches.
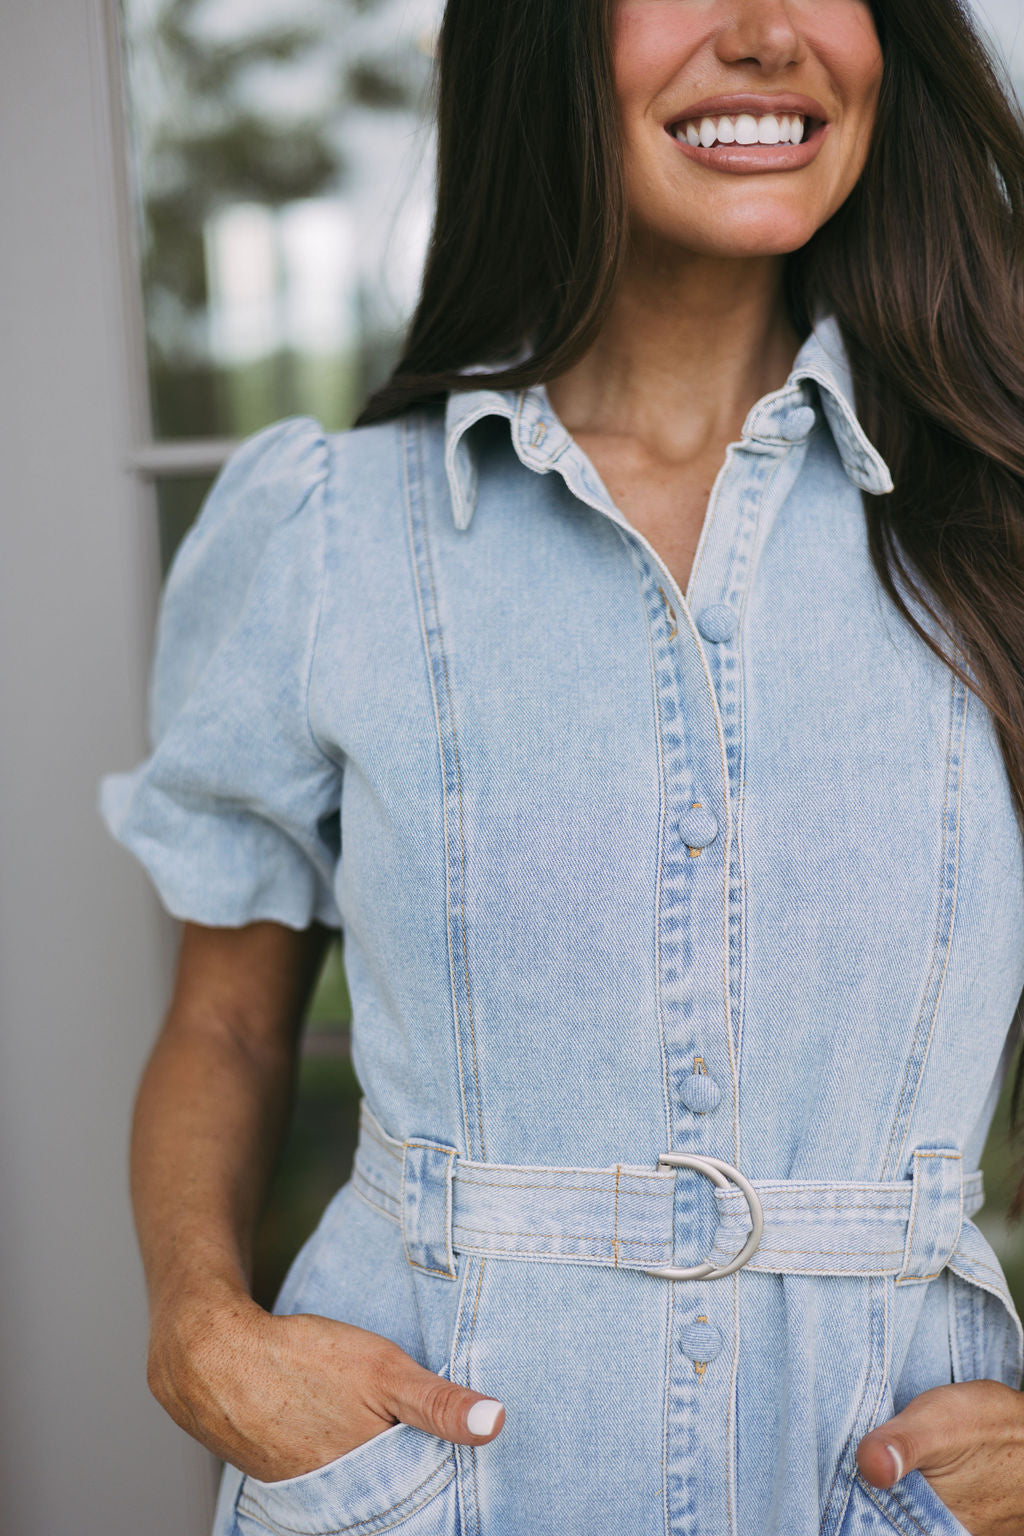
[666,119,828,175]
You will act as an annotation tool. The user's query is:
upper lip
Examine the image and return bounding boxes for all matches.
[667,93,829,128]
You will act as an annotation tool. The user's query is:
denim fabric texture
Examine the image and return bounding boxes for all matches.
[99,315,1024,1536]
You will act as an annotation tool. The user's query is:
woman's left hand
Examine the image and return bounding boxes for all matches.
[857,1380,1024,1535]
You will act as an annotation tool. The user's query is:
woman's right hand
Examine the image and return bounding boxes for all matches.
[146,1284,506,1482]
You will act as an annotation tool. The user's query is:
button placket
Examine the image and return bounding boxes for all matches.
[686,421,815,1075]
[661,429,809,1536]
[624,543,736,1536]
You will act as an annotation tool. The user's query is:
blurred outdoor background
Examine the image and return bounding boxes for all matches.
[1,2,1022,1533]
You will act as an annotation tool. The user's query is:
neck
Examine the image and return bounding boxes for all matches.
[546,242,802,460]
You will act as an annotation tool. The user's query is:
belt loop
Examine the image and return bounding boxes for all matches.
[401,1138,459,1281]
[895,1147,963,1286]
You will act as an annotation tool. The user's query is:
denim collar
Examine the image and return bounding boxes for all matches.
[442,313,893,532]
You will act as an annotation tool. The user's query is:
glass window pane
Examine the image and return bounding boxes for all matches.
[119,0,441,440]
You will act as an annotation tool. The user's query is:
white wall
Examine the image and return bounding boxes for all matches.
[0,2,217,1531]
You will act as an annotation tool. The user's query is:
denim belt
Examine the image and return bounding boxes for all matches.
[352,1101,988,1287]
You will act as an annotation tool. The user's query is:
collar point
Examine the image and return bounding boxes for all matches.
[849,457,895,497]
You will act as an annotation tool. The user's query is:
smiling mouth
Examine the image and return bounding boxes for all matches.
[667,111,824,149]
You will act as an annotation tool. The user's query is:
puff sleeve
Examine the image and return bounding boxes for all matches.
[98,417,343,931]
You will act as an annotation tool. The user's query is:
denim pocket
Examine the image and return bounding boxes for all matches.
[232,1181,463,1536]
[838,1468,972,1536]
[829,1253,1019,1536]
[235,1421,459,1536]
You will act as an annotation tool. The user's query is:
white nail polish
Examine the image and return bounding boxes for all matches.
[467,1399,504,1437]
[884,1442,904,1483]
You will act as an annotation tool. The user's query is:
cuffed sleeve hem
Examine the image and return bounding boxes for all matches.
[99,768,343,932]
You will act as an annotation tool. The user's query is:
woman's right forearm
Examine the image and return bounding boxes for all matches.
[131,1006,296,1319]
[131,921,332,1323]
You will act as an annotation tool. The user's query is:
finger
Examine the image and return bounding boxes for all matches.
[856,1434,906,1489]
[856,1388,961,1489]
[376,1349,506,1446]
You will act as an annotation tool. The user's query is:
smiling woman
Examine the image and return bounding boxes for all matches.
[98,1,1024,1534]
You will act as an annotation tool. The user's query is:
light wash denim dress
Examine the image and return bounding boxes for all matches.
[99,315,1024,1536]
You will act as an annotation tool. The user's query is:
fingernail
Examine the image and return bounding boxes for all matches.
[466,1398,504,1436]
[884,1443,904,1483]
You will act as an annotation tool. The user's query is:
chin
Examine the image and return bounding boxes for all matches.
[664,208,824,259]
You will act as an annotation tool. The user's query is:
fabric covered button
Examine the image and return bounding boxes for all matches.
[778,405,817,442]
[678,1320,724,1362]
[678,805,718,849]
[696,603,738,644]
[680,1073,721,1113]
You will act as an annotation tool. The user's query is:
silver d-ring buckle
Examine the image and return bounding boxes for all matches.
[643,1152,764,1280]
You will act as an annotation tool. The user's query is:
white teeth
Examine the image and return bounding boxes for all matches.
[674,111,808,149]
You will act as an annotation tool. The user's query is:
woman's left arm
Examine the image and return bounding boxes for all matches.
[858,1380,1024,1535]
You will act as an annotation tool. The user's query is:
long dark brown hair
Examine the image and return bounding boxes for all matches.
[356,0,1024,1216]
